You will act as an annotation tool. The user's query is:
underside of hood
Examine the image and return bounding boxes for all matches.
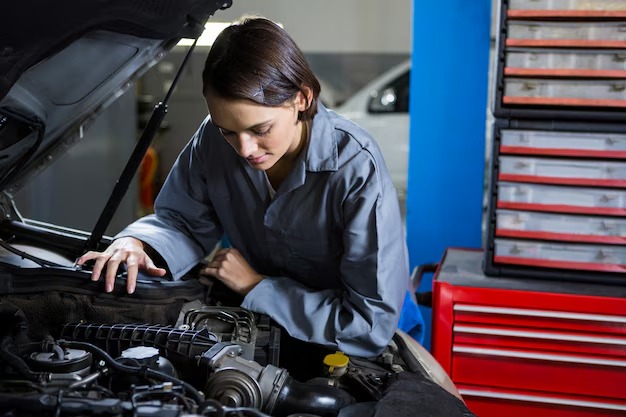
[0,0,230,193]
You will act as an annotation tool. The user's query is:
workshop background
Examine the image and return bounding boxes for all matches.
[13,1,626,416]
[12,0,494,347]
[14,0,494,348]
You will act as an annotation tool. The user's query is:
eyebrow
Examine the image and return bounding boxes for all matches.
[213,120,272,132]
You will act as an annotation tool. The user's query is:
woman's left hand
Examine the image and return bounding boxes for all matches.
[200,248,263,295]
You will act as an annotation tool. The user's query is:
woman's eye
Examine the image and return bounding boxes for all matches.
[220,129,235,137]
[254,129,270,137]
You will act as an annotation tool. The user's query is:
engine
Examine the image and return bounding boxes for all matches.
[0,301,418,417]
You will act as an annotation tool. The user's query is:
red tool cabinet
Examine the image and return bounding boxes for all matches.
[432,248,626,417]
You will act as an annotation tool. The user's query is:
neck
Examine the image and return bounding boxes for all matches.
[266,120,308,189]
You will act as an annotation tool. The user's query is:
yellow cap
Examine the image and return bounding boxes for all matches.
[323,351,349,369]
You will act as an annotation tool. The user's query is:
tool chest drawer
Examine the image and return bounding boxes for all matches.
[432,248,626,417]
[494,238,626,272]
[509,0,626,12]
[453,323,626,357]
[505,49,626,76]
[453,345,626,400]
[504,78,626,108]
[498,155,626,187]
[499,129,626,158]
[495,210,626,244]
[459,384,626,417]
[453,303,626,336]
[497,182,626,215]
[507,21,626,46]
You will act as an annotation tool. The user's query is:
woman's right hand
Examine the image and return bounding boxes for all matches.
[76,237,167,294]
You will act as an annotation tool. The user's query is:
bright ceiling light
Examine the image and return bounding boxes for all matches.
[177,22,231,46]
[177,21,283,47]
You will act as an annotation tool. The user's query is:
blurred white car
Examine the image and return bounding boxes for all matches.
[334,60,411,201]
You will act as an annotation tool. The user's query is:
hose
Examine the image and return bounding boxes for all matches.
[270,376,355,417]
[61,340,204,405]
[0,336,47,382]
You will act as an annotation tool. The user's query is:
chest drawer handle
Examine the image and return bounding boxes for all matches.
[459,389,626,412]
[453,346,626,368]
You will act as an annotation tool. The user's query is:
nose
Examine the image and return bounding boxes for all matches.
[233,133,258,158]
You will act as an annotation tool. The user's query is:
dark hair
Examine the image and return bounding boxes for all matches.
[202,16,321,121]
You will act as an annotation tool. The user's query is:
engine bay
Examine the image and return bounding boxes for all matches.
[0,296,424,417]
[0,221,468,417]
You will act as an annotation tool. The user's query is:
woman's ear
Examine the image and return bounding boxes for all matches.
[295,86,313,112]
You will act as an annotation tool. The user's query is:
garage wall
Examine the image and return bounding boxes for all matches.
[213,0,413,53]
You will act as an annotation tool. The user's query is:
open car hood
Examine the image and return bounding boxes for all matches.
[0,0,230,194]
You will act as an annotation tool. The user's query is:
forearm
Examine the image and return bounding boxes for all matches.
[115,215,213,280]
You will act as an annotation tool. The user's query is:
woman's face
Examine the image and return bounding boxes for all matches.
[205,90,308,171]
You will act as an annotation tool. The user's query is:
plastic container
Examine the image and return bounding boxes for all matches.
[497,182,626,215]
[509,0,626,11]
[498,155,626,187]
[508,21,626,43]
[506,48,626,73]
[493,238,626,273]
[500,129,626,158]
[504,78,626,108]
[496,209,626,244]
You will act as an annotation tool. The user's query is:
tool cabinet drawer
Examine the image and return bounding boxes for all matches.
[504,78,626,108]
[509,0,626,11]
[499,156,626,187]
[506,48,626,78]
[495,210,626,244]
[460,384,626,417]
[499,129,626,159]
[507,21,626,48]
[494,238,626,272]
[453,346,626,400]
[497,182,626,215]
[454,323,626,358]
[453,303,626,337]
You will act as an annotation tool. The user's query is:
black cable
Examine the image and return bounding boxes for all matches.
[0,379,45,393]
[0,237,65,267]
[199,399,225,417]
[70,384,116,398]
[222,407,272,417]
[0,336,47,382]
[132,390,194,412]
[54,389,64,417]
[61,340,203,405]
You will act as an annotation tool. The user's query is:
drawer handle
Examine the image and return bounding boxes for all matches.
[454,304,626,324]
[454,325,626,346]
[459,389,626,411]
[453,346,626,368]
[610,84,626,92]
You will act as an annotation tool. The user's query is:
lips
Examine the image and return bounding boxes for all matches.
[247,154,269,165]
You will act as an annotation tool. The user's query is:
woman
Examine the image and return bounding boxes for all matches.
[78,16,423,358]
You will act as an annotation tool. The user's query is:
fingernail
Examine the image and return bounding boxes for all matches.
[106,283,113,293]
[128,286,135,295]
